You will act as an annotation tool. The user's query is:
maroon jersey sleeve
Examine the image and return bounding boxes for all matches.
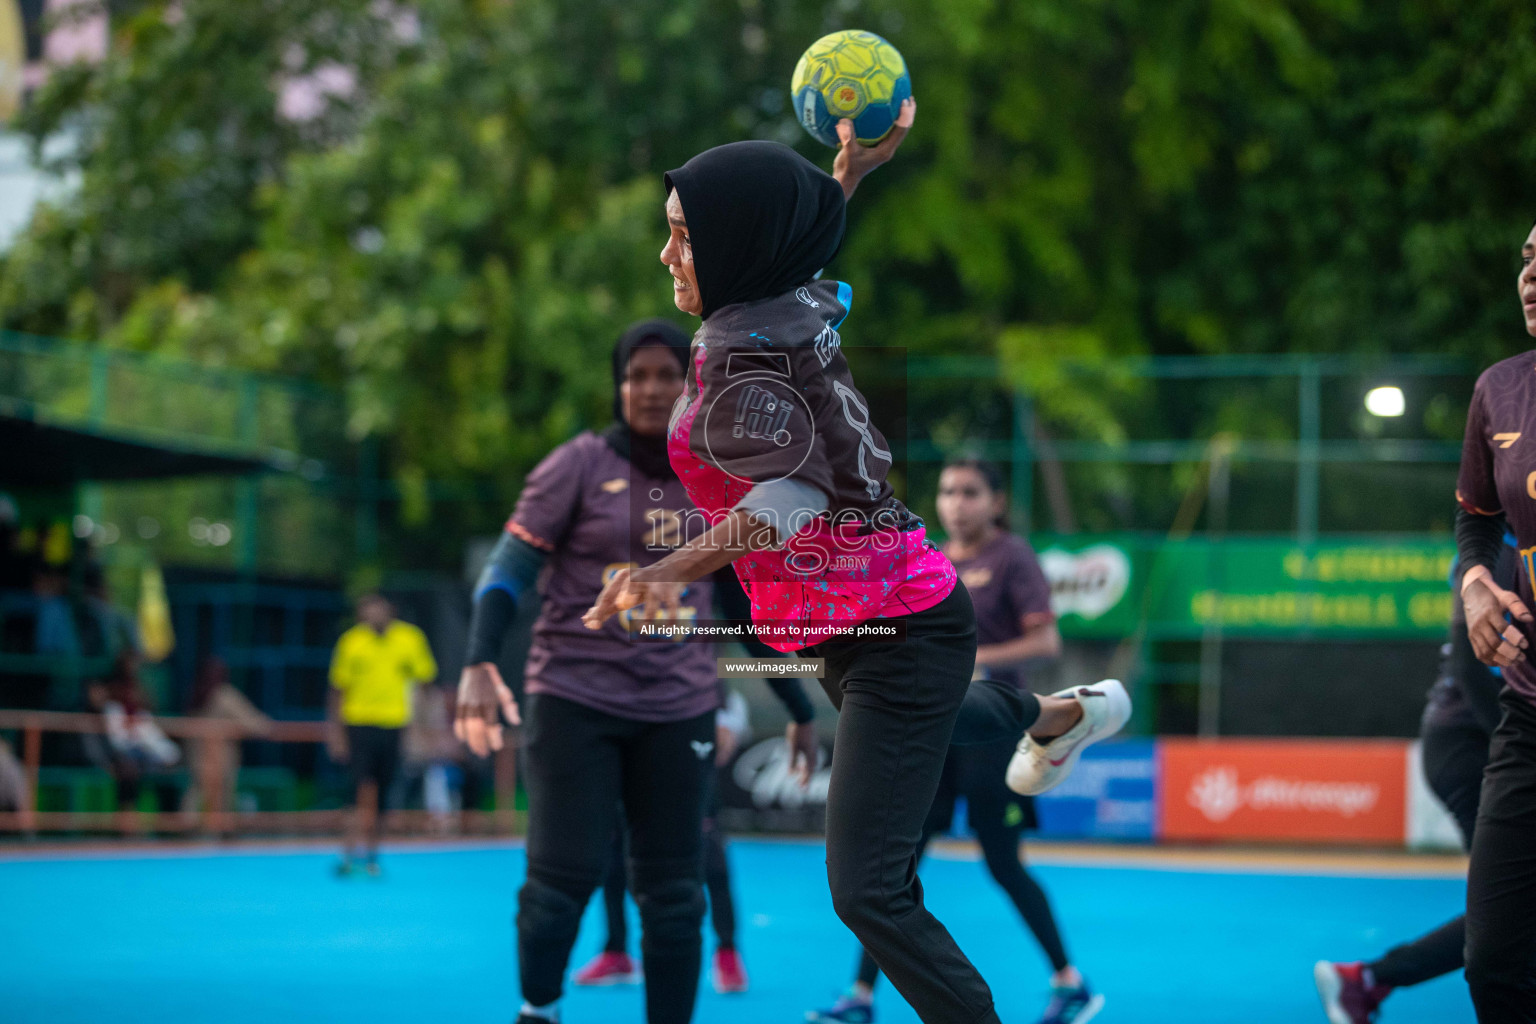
[507,439,586,552]
[1457,376,1501,517]
[1009,539,1056,628]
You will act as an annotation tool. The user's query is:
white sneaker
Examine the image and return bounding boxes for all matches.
[1006,679,1131,796]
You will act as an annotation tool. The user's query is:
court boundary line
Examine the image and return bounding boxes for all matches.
[0,835,1468,877]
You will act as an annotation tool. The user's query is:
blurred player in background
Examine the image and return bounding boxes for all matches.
[182,655,272,824]
[700,684,755,992]
[85,649,181,829]
[327,593,437,876]
[574,679,781,994]
[1314,540,1512,1023]
[808,458,1100,1024]
[1451,221,1536,1022]
[455,323,817,1024]
[577,110,1129,1024]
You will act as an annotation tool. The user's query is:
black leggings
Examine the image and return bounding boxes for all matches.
[602,776,738,953]
[1368,711,1487,988]
[517,694,714,1024]
[854,737,1068,988]
[1466,690,1536,1022]
[802,582,1036,1024]
[601,829,629,953]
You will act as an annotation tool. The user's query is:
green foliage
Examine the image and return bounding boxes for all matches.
[1,0,408,335]
[3,0,1534,563]
[1148,0,1536,363]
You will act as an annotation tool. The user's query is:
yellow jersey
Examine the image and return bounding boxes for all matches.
[329,621,438,728]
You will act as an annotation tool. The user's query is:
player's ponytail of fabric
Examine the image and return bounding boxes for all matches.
[943,457,1009,530]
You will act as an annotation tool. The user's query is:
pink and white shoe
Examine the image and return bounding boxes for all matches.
[572,950,642,986]
[1006,680,1131,796]
[712,948,749,993]
[1314,961,1392,1024]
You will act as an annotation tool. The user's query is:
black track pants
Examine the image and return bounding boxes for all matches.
[517,694,713,1024]
[801,582,1036,1024]
[855,737,1068,989]
[601,774,737,952]
[1467,692,1536,1022]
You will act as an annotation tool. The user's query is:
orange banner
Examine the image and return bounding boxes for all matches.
[1158,739,1409,844]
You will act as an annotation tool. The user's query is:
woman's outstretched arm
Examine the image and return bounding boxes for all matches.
[582,508,770,629]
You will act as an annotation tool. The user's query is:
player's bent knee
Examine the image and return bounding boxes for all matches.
[981,850,1027,885]
[977,835,1027,875]
[634,877,706,948]
[830,884,889,935]
[516,875,586,940]
[526,856,603,900]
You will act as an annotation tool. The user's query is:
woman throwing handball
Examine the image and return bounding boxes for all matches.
[453,320,817,1024]
[1454,221,1536,1023]
[573,104,1130,1024]
[808,458,1101,1024]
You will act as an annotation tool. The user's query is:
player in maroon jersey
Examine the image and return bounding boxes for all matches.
[453,321,816,1024]
[1454,221,1536,1022]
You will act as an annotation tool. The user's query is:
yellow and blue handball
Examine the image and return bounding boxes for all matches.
[791,30,911,149]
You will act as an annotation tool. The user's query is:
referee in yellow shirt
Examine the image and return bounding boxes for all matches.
[328,593,437,876]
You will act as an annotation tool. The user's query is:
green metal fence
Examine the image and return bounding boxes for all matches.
[2,332,1477,573]
[903,352,1472,540]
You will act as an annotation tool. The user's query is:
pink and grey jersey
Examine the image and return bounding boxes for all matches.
[948,532,1056,690]
[509,431,719,722]
[667,279,955,651]
[1456,351,1536,705]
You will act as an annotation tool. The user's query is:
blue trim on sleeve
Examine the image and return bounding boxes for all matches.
[473,571,521,604]
[474,579,521,603]
[833,281,853,328]
[471,532,546,604]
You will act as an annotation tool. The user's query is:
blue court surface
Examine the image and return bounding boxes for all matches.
[1,839,1472,1023]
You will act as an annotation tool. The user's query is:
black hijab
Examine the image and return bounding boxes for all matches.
[664,141,846,320]
[599,318,692,479]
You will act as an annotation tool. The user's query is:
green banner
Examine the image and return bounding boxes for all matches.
[1031,535,1456,639]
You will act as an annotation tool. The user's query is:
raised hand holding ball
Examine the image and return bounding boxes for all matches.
[792,30,912,148]
[833,97,915,199]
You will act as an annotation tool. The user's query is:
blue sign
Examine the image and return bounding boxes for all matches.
[1032,739,1156,841]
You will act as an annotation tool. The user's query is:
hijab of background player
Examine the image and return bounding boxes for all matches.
[599,318,691,480]
[663,141,846,320]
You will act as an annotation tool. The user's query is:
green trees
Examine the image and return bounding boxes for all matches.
[4,0,1535,561]
[2,0,405,339]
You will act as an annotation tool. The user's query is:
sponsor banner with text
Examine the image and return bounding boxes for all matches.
[1033,535,1454,639]
[1034,739,1156,841]
[1158,738,1409,844]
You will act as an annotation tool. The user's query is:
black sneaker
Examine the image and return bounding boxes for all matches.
[364,860,382,878]
[333,859,354,878]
